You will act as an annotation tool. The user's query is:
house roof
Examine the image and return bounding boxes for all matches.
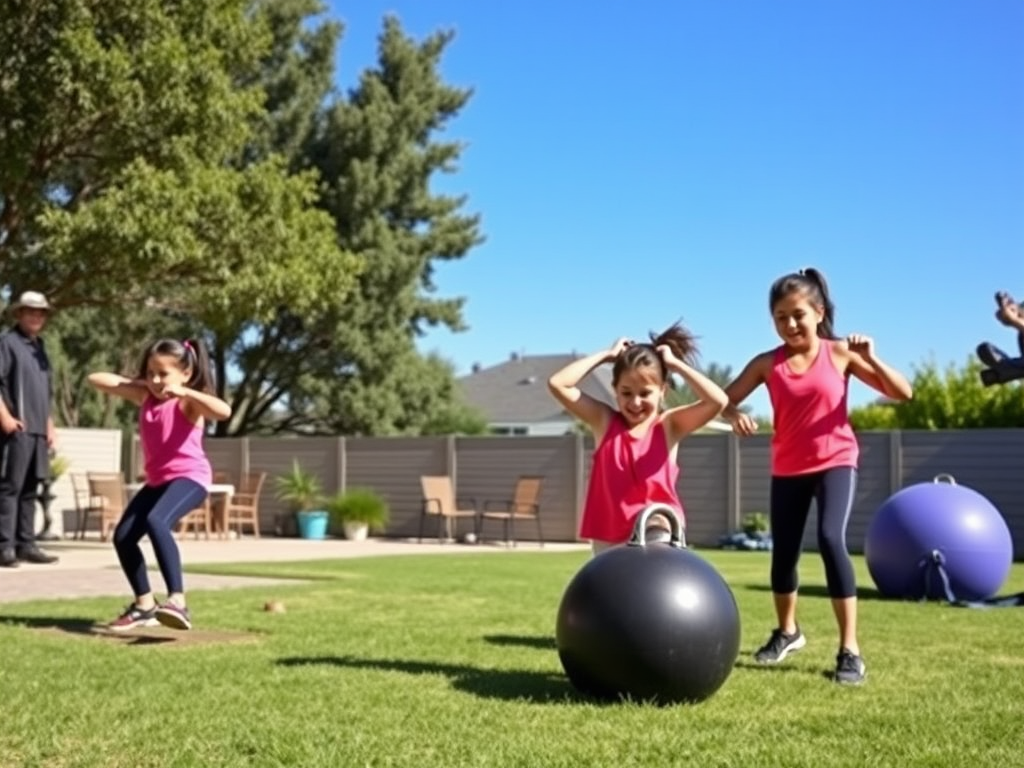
[458,353,616,423]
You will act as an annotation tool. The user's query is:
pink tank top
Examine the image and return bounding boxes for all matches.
[139,396,212,487]
[580,413,684,543]
[765,341,859,476]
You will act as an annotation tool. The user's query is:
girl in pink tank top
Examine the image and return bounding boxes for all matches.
[723,268,912,685]
[88,338,232,633]
[548,321,729,552]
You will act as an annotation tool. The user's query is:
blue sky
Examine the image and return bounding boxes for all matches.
[328,1,1023,417]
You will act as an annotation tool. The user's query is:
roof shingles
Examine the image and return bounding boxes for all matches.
[457,354,616,423]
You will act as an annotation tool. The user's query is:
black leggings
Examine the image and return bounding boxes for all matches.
[113,478,207,596]
[769,466,857,599]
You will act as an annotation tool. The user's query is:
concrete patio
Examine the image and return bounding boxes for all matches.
[0,536,588,605]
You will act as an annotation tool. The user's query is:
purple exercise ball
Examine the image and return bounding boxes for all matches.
[864,477,1013,602]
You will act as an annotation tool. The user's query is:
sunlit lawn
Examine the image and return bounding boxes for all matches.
[1,550,1022,767]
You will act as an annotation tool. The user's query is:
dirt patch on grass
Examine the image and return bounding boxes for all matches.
[29,620,260,647]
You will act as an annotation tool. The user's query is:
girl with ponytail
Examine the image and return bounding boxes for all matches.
[723,268,912,685]
[548,321,728,553]
[87,338,231,633]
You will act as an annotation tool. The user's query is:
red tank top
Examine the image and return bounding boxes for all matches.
[765,341,859,476]
[580,413,684,543]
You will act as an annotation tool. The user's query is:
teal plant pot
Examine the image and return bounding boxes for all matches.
[296,510,329,540]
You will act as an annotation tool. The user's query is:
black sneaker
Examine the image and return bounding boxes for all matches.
[107,604,160,632]
[155,602,192,630]
[16,546,59,564]
[754,627,807,664]
[835,648,867,685]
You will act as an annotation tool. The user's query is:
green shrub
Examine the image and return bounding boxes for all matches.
[325,487,390,532]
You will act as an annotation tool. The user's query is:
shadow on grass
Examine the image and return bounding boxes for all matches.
[0,614,259,647]
[482,633,556,650]
[741,583,887,601]
[276,655,603,704]
[0,614,177,645]
[732,658,814,676]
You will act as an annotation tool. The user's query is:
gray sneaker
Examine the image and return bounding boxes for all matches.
[754,627,807,664]
[835,648,867,685]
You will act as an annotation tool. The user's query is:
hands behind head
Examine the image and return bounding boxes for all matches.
[655,344,677,365]
[607,337,633,360]
[607,338,682,366]
[846,333,875,359]
[995,292,1021,326]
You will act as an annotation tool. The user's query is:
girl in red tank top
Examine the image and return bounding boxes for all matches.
[548,322,729,553]
[724,268,912,685]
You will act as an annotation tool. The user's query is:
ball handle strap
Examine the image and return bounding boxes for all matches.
[932,474,957,485]
[917,549,958,604]
[628,503,686,549]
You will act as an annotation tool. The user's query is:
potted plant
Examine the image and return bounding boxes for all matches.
[325,487,390,541]
[49,454,71,481]
[39,453,71,540]
[274,460,327,539]
[742,512,769,539]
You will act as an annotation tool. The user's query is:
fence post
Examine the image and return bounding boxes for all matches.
[447,434,457,486]
[338,436,347,494]
[240,436,250,476]
[727,433,741,532]
[889,429,903,495]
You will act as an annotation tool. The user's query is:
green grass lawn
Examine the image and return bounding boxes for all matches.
[1,550,1023,768]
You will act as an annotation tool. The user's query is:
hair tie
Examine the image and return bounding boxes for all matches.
[183,340,193,353]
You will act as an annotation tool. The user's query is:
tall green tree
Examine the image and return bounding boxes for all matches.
[311,17,482,435]
[242,0,341,168]
[1,0,360,430]
[222,15,483,435]
[4,3,482,436]
[850,357,1024,430]
[1,0,259,300]
[199,0,354,435]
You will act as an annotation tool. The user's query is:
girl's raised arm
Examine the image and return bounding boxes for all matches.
[87,372,148,407]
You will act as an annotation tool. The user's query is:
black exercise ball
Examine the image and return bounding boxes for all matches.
[555,504,741,705]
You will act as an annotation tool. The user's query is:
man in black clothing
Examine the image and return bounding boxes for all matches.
[0,291,59,567]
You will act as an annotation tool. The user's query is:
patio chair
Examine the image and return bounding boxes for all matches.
[176,499,212,540]
[84,472,128,541]
[479,475,545,547]
[419,475,478,543]
[224,471,267,538]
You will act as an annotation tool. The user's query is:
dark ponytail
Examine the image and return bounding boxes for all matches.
[137,337,217,394]
[768,267,838,340]
[611,320,699,385]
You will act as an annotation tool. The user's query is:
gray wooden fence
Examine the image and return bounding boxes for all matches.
[131,429,1024,558]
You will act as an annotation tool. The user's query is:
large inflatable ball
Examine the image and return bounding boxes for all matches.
[864,475,1013,602]
[555,504,741,705]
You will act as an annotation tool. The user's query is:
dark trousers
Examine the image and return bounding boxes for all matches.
[0,433,48,550]
[113,478,207,596]
[977,330,1024,367]
[769,466,858,599]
